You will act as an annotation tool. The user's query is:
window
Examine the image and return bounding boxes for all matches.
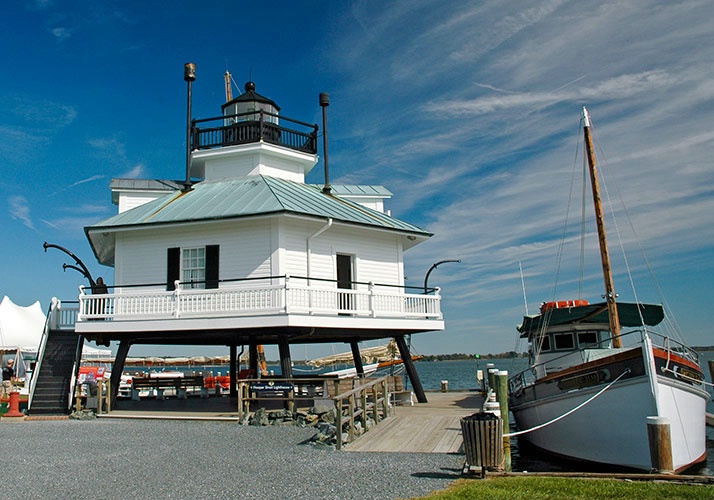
[577,330,600,348]
[554,333,575,350]
[536,335,551,352]
[182,247,205,288]
[166,245,219,291]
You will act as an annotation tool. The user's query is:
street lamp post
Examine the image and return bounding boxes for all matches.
[423,259,461,293]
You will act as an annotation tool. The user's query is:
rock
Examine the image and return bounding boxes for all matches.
[312,403,333,415]
[69,409,96,420]
[319,409,336,424]
[250,407,270,426]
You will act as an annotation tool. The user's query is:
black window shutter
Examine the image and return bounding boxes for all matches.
[167,247,180,291]
[206,245,220,289]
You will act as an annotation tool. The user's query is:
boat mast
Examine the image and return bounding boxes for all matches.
[582,107,622,347]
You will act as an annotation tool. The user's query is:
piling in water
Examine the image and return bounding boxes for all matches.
[647,416,673,473]
[494,370,512,472]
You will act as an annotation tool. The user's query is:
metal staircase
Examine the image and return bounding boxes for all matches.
[27,301,83,415]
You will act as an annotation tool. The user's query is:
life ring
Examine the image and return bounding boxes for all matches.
[540,300,589,313]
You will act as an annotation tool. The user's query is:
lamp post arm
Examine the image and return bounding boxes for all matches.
[44,241,96,288]
[424,259,461,293]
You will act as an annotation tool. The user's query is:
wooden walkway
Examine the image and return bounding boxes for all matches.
[345,391,483,453]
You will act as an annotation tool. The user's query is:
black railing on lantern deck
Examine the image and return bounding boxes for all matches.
[191,110,318,154]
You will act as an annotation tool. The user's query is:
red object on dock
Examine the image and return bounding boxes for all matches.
[4,391,24,418]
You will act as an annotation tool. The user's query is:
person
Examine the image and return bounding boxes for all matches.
[2,359,15,397]
[93,277,108,294]
[92,277,109,318]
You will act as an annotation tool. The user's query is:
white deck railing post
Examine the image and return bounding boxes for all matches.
[284,274,291,314]
[173,280,181,318]
[77,286,86,321]
[368,282,376,317]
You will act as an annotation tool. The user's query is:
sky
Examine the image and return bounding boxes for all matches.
[2,1,713,359]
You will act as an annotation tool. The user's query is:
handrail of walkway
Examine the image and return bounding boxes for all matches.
[333,376,391,450]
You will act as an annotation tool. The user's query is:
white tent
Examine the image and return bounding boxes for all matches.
[0,296,45,353]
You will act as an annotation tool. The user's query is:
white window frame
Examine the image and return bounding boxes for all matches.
[182,247,206,289]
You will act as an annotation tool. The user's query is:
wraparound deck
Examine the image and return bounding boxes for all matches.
[65,276,443,342]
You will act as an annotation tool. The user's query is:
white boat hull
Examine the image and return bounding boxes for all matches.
[510,346,708,472]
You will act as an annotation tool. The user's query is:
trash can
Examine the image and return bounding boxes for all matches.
[460,411,503,476]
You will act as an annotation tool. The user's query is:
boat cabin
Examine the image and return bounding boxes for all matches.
[519,301,664,376]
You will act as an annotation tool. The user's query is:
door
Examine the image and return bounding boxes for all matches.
[336,254,354,313]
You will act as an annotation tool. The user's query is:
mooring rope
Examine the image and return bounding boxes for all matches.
[505,369,631,438]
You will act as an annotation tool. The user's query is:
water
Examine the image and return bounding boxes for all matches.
[412,354,714,475]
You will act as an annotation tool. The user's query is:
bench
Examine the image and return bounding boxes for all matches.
[131,375,205,400]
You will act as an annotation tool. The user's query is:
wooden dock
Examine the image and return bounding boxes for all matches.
[345,391,483,453]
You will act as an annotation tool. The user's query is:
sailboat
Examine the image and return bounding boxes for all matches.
[508,108,708,472]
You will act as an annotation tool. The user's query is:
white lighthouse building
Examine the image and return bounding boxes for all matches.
[44,73,444,407]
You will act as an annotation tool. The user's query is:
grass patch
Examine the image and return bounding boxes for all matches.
[419,476,712,500]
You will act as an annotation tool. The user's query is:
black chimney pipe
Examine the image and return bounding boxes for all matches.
[183,62,196,191]
[319,92,331,194]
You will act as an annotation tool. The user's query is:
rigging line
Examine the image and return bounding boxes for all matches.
[589,120,644,328]
[505,368,631,437]
[589,123,685,341]
[579,146,587,299]
[591,129,684,342]
[536,119,585,356]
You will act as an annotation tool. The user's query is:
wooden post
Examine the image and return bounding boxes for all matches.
[348,395,355,442]
[487,368,498,393]
[335,395,343,450]
[236,381,243,419]
[371,384,379,424]
[494,371,512,472]
[109,340,131,409]
[647,416,673,473]
[97,380,104,414]
[105,379,111,413]
[350,340,365,377]
[395,335,427,403]
[229,344,238,398]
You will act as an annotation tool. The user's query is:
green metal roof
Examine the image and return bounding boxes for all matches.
[308,184,393,197]
[86,175,431,265]
[518,301,664,336]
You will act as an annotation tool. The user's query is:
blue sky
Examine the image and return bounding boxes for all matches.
[2,1,713,358]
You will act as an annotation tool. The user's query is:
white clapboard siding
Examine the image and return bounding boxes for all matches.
[113,220,271,288]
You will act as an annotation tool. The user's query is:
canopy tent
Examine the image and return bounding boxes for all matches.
[0,296,45,353]
[0,296,47,382]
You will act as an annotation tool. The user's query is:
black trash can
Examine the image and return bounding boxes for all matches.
[460,411,503,476]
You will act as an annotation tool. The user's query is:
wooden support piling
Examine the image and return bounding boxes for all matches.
[494,370,512,472]
[395,335,427,403]
[647,416,673,473]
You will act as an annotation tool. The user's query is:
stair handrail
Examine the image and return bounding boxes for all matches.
[68,331,85,413]
[28,297,59,409]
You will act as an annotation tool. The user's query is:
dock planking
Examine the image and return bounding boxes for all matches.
[345,391,483,453]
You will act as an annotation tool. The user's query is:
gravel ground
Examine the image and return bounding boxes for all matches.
[1,418,464,499]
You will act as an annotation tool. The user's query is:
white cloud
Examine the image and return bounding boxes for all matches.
[9,196,35,230]
[328,0,714,351]
[121,164,147,179]
[51,27,72,41]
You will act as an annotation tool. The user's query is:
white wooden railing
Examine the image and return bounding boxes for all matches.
[76,276,442,323]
